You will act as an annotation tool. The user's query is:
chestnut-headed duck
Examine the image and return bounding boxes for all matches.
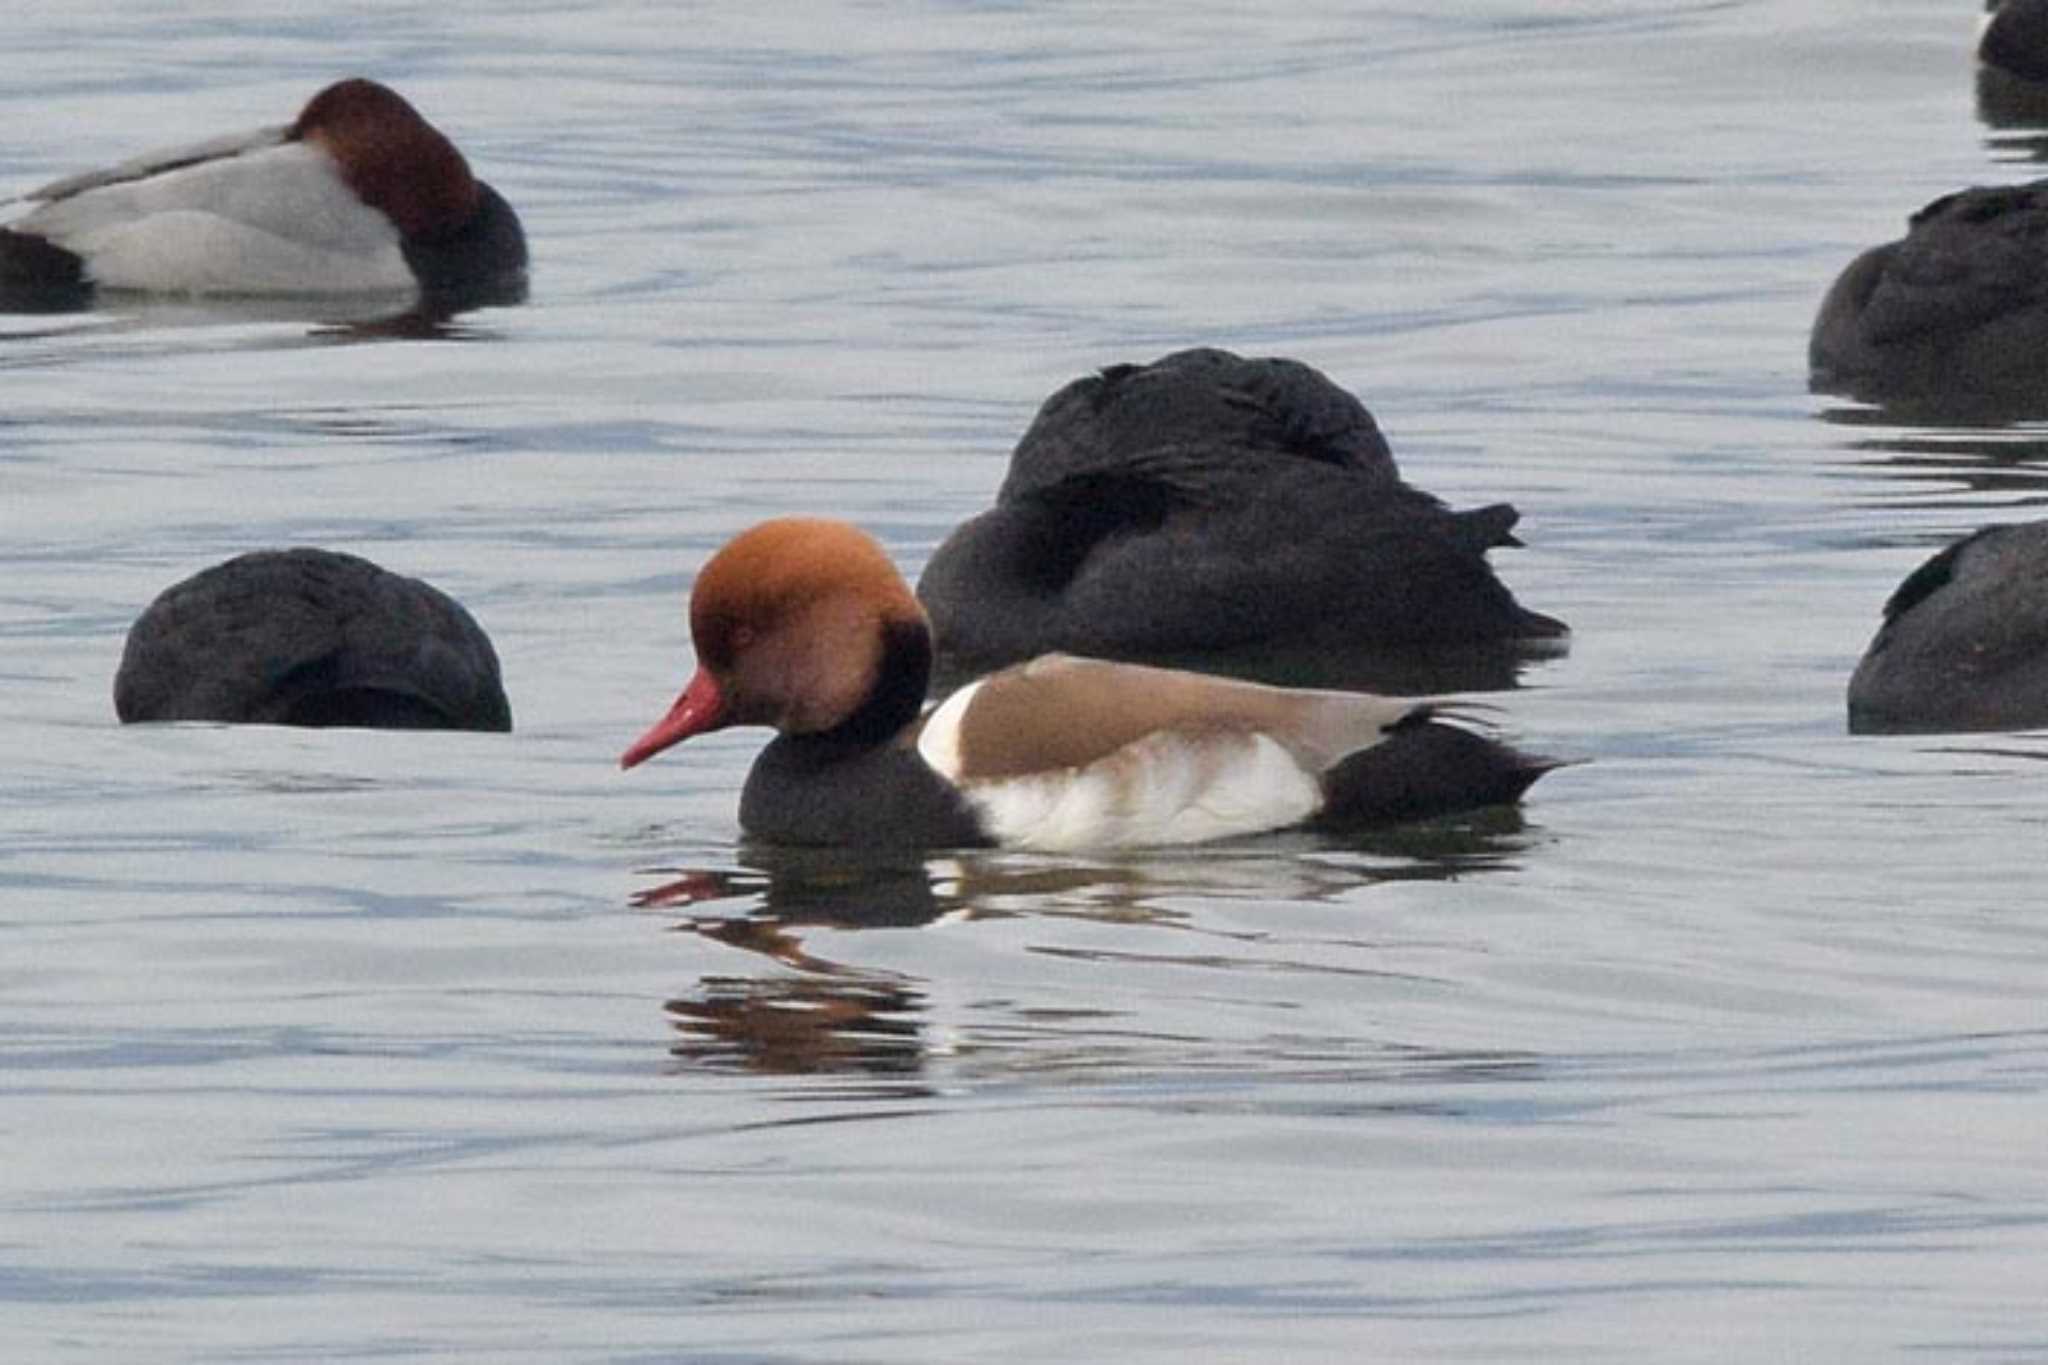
[115,548,511,731]
[915,348,1567,675]
[620,518,1555,849]
[1810,180,2048,398]
[1849,521,2048,734]
[1,78,526,309]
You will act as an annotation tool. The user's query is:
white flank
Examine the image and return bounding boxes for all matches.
[919,686,1324,849]
[914,678,981,780]
[972,731,1320,850]
[16,142,412,295]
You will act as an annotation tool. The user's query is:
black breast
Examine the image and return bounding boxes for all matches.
[399,180,530,310]
[739,735,990,848]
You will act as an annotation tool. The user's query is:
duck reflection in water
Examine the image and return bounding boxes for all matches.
[1817,405,2048,506]
[640,812,1540,1080]
[1,284,524,348]
[665,975,930,1080]
[645,849,956,1080]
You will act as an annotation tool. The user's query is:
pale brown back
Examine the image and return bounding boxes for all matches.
[943,654,1422,781]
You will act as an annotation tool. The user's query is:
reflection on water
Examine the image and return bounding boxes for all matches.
[638,807,1541,929]
[1819,387,2048,433]
[1818,400,2048,510]
[0,279,525,348]
[1977,64,2048,158]
[644,810,1543,1081]
[632,848,960,929]
[665,964,1548,1099]
[1814,380,2048,430]
[307,300,525,344]
[1916,736,2048,763]
[667,974,928,1081]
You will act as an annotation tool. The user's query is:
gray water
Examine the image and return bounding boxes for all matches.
[8,2,2048,1360]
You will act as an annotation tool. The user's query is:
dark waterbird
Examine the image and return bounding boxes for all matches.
[1983,0,2048,85]
[1811,179,2048,401]
[1848,521,2048,734]
[1976,3,2048,154]
[915,348,1567,684]
[115,548,511,732]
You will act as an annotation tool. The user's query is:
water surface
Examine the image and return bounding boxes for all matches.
[6,2,2048,1360]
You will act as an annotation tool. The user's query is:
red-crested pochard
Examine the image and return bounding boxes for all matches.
[115,548,511,732]
[620,519,1556,850]
[1,79,526,310]
[914,348,1567,674]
